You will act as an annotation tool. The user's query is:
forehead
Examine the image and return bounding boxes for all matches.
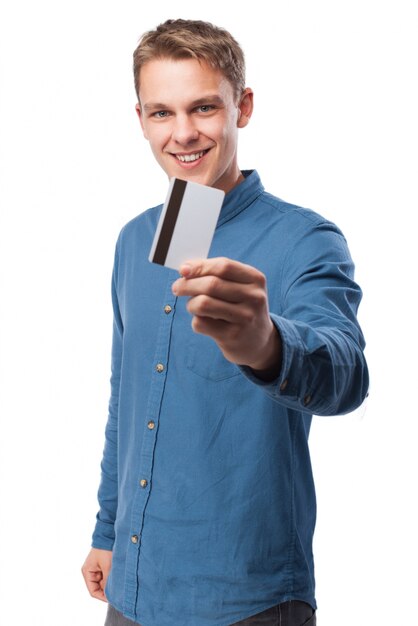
[138,57,235,105]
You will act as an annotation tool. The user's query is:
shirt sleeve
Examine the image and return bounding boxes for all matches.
[239,219,369,416]
[91,245,123,550]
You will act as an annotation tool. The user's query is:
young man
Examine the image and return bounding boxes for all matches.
[82,19,369,626]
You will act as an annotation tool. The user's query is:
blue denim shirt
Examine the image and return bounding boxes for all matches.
[92,170,368,626]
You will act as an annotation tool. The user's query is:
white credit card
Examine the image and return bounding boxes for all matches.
[149,177,225,271]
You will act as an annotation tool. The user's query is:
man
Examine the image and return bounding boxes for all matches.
[82,19,369,626]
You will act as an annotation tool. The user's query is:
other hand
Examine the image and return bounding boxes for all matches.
[81,547,113,602]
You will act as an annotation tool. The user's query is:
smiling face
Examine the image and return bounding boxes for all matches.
[136,57,253,193]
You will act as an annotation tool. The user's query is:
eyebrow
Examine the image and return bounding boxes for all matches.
[142,95,225,112]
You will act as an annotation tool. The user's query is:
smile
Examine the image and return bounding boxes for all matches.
[173,149,209,163]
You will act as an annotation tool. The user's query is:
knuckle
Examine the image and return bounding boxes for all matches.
[217,257,231,274]
[255,269,266,287]
[207,275,220,293]
[252,289,266,307]
[188,295,208,316]
[241,308,255,324]
[198,294,212,313]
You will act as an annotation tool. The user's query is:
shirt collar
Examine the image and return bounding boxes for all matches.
[217,170,264,228]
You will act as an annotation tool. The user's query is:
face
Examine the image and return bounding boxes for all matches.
[136,57,253,193]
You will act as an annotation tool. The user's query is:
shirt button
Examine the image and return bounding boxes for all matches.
[303,394,312,406]
[156,363,164,373]
[140,479,148,488]
[147,421,155,430]
[164,304,172,314]
[131,535,139,544]
[280,379,288,392]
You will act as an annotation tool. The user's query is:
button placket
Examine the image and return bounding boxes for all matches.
[123,272,179,617]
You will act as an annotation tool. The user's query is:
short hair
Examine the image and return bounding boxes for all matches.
[133,19,246,103]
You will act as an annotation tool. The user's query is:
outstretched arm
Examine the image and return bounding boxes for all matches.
[172,221,369,417]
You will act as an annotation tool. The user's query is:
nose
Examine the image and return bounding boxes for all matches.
[171,114,199,145]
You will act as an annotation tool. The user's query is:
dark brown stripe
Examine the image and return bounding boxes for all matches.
[152,178,187,265]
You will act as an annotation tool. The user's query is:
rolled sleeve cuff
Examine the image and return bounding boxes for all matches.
[238,313,313,410]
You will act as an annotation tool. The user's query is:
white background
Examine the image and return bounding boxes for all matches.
[0,1,417,625]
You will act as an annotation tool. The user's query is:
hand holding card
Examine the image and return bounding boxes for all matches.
[149,178,225,271]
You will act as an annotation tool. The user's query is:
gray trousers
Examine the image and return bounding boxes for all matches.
[105,601,316,625]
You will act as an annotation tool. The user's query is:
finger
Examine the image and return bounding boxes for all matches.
[91,588,108,602]
[180,257,265,286]
[187,295,242,323]
[85,577,107,602]
[82,566,103,580]
[173,274,249,303]
[191,315,231,339]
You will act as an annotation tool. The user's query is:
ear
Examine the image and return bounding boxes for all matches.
[135,103,149,140]
[237,88,254,128]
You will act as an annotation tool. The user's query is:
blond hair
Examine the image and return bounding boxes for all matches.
[133,19,246,103]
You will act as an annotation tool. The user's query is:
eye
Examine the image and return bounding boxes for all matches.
[153,110,169,118]
[196,105,215,113]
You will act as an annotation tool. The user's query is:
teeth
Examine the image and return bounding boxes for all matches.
[176,151,205,162]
